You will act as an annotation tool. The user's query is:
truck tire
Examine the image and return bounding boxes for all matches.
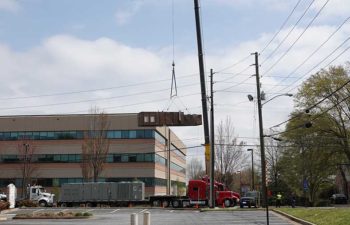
[224,199,231,208]
[60,202,67,207]
[162,200,169,208]
[172,200,181,208]
[86,202,93,207]
[152,200,160,207]
[39,200,47,207]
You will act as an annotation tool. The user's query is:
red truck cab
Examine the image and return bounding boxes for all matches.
[187,177,240,207]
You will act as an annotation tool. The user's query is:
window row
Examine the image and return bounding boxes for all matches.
[0,177,185,188]
[0,129,155,141]
[0,153,164,164]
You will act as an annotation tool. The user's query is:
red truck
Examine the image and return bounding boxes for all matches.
[149,177,240,208]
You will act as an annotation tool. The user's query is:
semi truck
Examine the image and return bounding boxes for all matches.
[24,185,55,207]
[58,177,240,208]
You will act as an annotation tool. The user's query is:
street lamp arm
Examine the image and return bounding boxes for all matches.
[262,93,293,106]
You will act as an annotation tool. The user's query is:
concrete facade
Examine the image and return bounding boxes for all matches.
[0,113,186,197]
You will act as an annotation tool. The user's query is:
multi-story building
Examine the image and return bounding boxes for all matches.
[0,113,186,197]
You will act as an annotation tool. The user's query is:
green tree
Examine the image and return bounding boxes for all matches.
[295,65,350,196]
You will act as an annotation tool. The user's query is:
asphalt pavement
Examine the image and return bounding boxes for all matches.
[0,207,299,225]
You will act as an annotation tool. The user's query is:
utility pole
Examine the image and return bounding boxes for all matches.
[209,69,215,208]
[194,0,210,175]
[247,148,254,190]
[253,52,269,225]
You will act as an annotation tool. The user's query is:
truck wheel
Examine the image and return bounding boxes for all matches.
[86,202,93,207]
[39,200,47,207]
[152,200,160,207]
[172,200,181,208]
[224,199,231,208]
[60,202,67,207]
[162,200,169,208]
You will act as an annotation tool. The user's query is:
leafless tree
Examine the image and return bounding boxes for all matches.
[187,158,205,180]
[17,141,37,198]
[215,117,246,189]
[81,108,110,182]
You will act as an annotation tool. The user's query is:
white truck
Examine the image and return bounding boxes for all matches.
[27,185,54,207]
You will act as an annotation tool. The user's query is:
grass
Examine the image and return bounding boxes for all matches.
[276,208,350,225]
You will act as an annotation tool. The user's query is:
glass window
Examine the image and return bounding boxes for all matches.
[76,131,84,139]
[129,154,137,162]
[10,132,18,140]
[0,132,3,141]
[3,132,10,140]
[18,132,25,139]
[144,130,154,138]
[144,116,149,123]
[106,154,113,163]
[145,153,154,162]
[136,154,144,162]
[75,154,81,162]
[113,155,121,162]
[68,154,76,162]
[33,132,40,140]
[47,132,54,139]
[114,131,121,138]
[53,155,61,162]
[61,155,68,162]
[107,131,114,139]
[121,131,129,139]
[136,130,144,139]
[129,131,137,139]
[40,132,48,140]
[121,155,129,162]
[53,178,59,187]
[25,132,33,140]
[150,116,155,123]
[155,132,166,145]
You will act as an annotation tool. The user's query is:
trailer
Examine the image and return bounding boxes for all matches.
[58,178,239,208]
[59,182,145,207]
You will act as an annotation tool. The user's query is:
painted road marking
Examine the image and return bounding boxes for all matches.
[139,209,148,213]
[109,209,120,213]
[84,209,95,213]
[33,209,44,214]
[170,210,174,213]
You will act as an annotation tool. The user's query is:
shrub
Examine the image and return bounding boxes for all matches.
[83,212,92,217]
[0,201,9,211]
[75,212,83,217]
[16,199,38,207]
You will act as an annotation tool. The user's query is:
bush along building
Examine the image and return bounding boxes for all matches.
[0,113,187,198]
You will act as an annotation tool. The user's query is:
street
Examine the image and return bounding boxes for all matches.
[0,207,298,225]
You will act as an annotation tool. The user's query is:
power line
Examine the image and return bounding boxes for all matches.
[215,55,251,73]
[264,16,350,93]
[260,0,304,54]
[285,43,350,93]
[262,0,330,75]
[261,0,315,64]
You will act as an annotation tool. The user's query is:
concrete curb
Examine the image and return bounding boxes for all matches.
[0,208,18,214]
[272,209,316,225]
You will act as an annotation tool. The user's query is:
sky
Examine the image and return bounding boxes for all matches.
[0,0,350,166]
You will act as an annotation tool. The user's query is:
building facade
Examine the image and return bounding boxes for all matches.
[0,113,186,197]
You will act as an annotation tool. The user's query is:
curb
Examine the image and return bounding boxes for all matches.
[0,208,18,214]
[272,209,316,225]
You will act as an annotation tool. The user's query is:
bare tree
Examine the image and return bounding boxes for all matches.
[187,158,205,180]
[215,117,246,189]
[81,108,110,182]
[17,141,37,198]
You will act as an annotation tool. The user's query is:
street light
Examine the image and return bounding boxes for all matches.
[247,149,254,190]
[262,93,293,106]
[22,143,29,198]
[237,171,242,195]
[249,51,293,225]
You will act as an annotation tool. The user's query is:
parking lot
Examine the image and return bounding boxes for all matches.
[0,207,298,225]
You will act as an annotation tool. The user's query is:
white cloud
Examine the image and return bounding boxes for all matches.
[0,0,20,12]
[115,0,144,26]
[0,21,349,155]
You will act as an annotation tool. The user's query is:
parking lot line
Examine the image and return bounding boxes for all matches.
[84,209,95,213]
[33,209,44,214]
[169,210,174,213]
[109,209,120,213]
[138,209,147,213]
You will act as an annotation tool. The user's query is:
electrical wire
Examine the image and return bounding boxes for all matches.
[263,0,330,75]
[261,0,315,64]
[265,16,350,93]
[215,55,251,73]
[260,0,304,54]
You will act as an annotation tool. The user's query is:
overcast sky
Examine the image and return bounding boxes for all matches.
[1,0,350,163]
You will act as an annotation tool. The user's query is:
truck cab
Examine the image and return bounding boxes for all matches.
[28,186,54,207]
